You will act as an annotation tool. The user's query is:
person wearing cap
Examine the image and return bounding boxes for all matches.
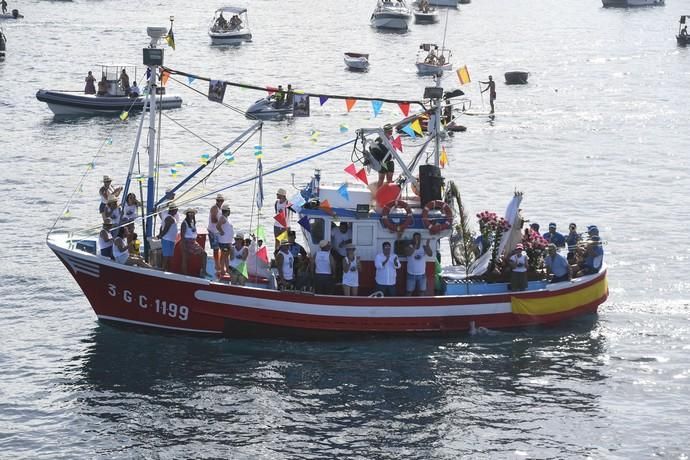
[228,233,249,285]
[98,218,115,259]
[374,241,401,296]
[370,124,395,188]
[275,240,295,290]
[215,203,234,278]
[287,230,307,259]
[180,208,210,278]
[544,243,571,283]
[342,244,361,296]
[274,187,291,250]
[312,240,335,294]
[157,203,179,272]
[104,195,122,225]
[543,223,566,248]
[566,223,580,264]
[576,235,603,277]
[508,244,529,291]
[208,194,225,275]
[404,232,433,296]
[587,225,599,237]
[99,175,122,218]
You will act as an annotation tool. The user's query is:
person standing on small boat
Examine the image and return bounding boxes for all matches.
[313,240,335,294]
[374,241,401,297]
[97,75,108,96]
[84,71,96,95]
[480,75,496,114]
[566,223,580,264]
[119,68,130,94]
[276,240,295,290]
[208,194,225,275]
[405,233,432,296]
[285,84,294,108]
[157,203,179,272]
[342,244,361,296]
[508,243,528,291]
[274,85,285,107]
[215,203,234,279]
[1,0,7,15]
[180,208,210,278]
[98,218,114,259]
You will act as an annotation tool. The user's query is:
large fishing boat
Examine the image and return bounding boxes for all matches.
[47,27,608,338]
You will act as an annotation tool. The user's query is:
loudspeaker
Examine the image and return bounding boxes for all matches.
[419,164,443,206]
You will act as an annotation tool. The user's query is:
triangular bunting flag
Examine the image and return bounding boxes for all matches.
[440,146,449,169]
[297,215,312,233]
[238,261,248,278]
[161,71,170,87]
[273,210,287,228]
[391,135,403,152]
[276,230,289,242]
[319,199,334,215]
[356,168,369,185]
[266,86,277,96]
[411,119,423,135]
[256,226,267,241]
[256,245,269,264]
[371,100,383,117]
[319,96,329,106]
[337,183,349,201]
[345,98,357,112]
[344,163,358,178]
[398,102,410,116]
[401,123,416,138]
[187,75,196,84]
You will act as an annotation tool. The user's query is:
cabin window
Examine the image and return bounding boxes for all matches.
[355,224,374,246]
[308,218,325,244]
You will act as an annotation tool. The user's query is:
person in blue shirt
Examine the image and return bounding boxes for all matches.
[576,236,604,276]
[544,244,571,283]
[543,222,566,248]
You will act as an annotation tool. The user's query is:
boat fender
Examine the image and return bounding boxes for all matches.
[422,200,453,234]
[380,200,413,233]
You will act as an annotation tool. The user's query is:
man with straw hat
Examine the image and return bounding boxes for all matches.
[99,175,122,218]
[274,187,291,250]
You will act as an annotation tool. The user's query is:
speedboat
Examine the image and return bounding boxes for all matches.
[602,0,663,6]
[504,71,529,85]
[344,52,370,71]
[36,64,182,116]
[47,26,609,339]
[415,43,452,76]
[245,96,292,120]
[677,16,689,46]
[370,0,412,31]
[0,9,23,20]
[413,8,439,23]
[208,7,252,45]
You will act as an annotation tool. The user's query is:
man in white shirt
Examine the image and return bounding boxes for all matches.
[404,232,433,296]
[374,241,401,296]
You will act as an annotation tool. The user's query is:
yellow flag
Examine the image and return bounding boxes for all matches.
[277,230,288,242]
[119,111,129,121]
[440,146,449,168]
[457,65,471,85]
[411,119,423,135]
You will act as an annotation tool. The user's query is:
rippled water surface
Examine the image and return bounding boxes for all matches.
[1,0,690,458]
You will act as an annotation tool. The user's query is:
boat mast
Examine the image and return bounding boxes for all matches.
[142,26,168,257]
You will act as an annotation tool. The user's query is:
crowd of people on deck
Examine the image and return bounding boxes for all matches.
[95,175,604,295]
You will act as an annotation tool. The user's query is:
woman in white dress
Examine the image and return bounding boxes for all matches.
[341,244,361,296]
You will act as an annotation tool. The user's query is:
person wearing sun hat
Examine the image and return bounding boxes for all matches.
[98,175,122,218]
[312,240,335,294]
[179,208,209,278]
[508,243,529,291]
[104,194,122,225]
[208,193,225,275]
[98,217,115,259]
[215,203,234,278]
[228,232,249,285]
[274,187,292,250]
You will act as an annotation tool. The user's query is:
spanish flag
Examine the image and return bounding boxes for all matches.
[166,25,175,50]
[456,65,471,85]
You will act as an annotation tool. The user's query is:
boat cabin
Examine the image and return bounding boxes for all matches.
[96,64,138,97]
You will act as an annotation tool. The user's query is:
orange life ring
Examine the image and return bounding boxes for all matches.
[380,200,414,233]
[422,200,453,234]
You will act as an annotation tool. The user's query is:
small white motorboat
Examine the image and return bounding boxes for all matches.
[415,43,452,76]
[208,6,252,45]
[413,8,439,23]
[370,0,412,31]
[602,0,663,6]
[344,52,370,71]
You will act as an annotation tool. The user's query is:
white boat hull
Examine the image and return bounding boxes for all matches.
[371,14,411,30]
[209,31,252,45]
[416,62,452,75]
[344,57,369,70]
[36,90,183,116]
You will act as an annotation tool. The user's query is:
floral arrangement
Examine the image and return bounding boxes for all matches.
[476,211,511,272]
[521,229,549,271]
